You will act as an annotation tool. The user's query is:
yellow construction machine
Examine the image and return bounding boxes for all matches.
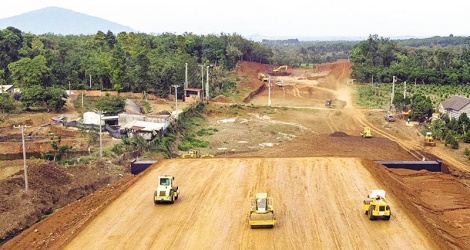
[362,190,391,220]
[154,175,179,204]
[258,72,269,82]
[361,127,372,138]
[248,193,277,228]
[272,65,288,73]
[181,149,214,158]
[424,132,436,146]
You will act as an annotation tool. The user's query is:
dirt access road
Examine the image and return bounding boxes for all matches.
[3,60,470,249]
[64,158,434,250]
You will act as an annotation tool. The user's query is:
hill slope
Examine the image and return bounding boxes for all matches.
[0,6,135,35]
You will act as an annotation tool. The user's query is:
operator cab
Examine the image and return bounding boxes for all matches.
[160,178,170,186]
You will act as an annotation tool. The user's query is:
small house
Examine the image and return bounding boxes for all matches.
[438,95,470,119]
[0,85,14,94]
[118,113,171,140]
[121,120,166,140]
[83,112,104,126]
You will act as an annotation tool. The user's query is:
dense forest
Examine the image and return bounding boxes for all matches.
[350,34,470,84]
[396,35,470,48]
[0,26,274,93]
[263,39,357,66]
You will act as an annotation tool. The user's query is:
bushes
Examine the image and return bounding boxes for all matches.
[444,131,459,149]
[464,147,470,160]
[462,133,470,143]
[178,134,209,151]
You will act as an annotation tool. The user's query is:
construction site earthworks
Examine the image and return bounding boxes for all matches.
[2,60,470,249]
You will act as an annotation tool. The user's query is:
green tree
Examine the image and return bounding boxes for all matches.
[20,84,44,109]
[96,95,126,115]
[430,119,447,141]
[447,117,460,132]
[410,94,434,122]
[105,30,117,49]
[0,27,23,76]
[42,135,72,161]
[8,55,51,87]
[20,85,66,112]
[44,86,66,112]
[444,130,459,149]
[392,92,411,111]
[0,94,14,113]
[458,112,470,134]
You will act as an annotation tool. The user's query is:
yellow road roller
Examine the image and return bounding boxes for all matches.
[249,193,277,228]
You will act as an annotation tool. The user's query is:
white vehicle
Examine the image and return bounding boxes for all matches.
[384,114,395,122]
[154,175,179,204]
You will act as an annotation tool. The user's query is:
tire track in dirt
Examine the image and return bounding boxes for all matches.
[61,158,437,249]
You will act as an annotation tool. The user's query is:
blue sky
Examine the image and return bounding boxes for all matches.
[1,0,469,39]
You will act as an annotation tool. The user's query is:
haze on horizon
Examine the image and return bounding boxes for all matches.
[1,0,469,39]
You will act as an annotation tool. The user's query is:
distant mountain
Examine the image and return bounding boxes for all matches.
[0,6,135,35]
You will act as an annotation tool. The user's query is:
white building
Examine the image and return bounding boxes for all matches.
[438,95,470,119]
[119,113,171,140]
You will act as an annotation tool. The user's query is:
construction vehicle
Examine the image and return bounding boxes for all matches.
[248,193,277,228]
[362,190,391,220]
[258,72,269,82]
[273,65,288,73]
[424,132,436,146]
[325,99,335,108]
[361,127,372,138]
[270,65,290,76]
[181,149,214,158]
[384,114,395,122]
[154,175,179,204]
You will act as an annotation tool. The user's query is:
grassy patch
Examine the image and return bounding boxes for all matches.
[196,128,218,136]
[354,83,470,109]
[178,134,210,151]
[72,96,101,115]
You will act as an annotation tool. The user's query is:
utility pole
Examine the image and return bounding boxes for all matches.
[89,74,92,89]
[199,65,204,101]
[171,85,180,118]
[206,65,210,102]
[390,76,396,109]
[268,76,272,107]
[14,125,30,192]
[94,110,105,160]
[184,63,188,89]
[99,113,102,160]
[404,81,407,98]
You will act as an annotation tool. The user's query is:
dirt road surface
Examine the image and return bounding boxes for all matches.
[64,158,435,250]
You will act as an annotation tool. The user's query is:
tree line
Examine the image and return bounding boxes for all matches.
[350,34,470,85]
[263,39,357,66]
[0,27,273,112]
